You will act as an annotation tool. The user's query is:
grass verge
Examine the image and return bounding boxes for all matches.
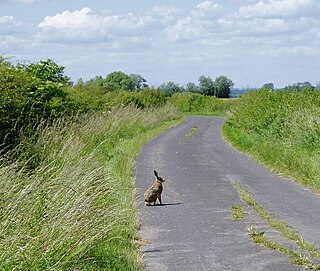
[0,104,183,270]
[223,90,320,193]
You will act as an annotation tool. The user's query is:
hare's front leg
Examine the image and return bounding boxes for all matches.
[158,194,162,205]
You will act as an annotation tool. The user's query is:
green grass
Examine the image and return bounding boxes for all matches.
[223,89,320,192]
[231,205,245,221]
[233,183,320,269]
[0,104,183,270]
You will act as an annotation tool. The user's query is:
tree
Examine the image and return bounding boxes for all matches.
[285,82,314,92]
[0,59,70,147]
[198,75,215,96]
[262,83,274,91]
[19,59,71,85]
[185,82,199,93]
[158,81,182,96]
[129,74,149,90]
[213,76,234,98]
[103,71,135,91]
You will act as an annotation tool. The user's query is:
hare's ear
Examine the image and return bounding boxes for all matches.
[153,170,159,179]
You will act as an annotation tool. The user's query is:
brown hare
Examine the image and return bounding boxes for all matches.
[144,170,165,206]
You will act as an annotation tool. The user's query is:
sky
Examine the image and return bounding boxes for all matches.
[1,0,320,88]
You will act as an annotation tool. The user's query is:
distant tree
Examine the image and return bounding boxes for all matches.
[104,71,135,91]
[129,74,149,90]
[19,59,71,85]
[158,81,182,96]
[285,82,314,92]
[0,56,11,67]
[299,82,314,91]
[262,83,274,91]
[186,82,199,93]
[213,76,234,98]
[198,75,215,96]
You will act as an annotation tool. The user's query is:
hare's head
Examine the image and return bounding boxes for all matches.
[154,170,165,183]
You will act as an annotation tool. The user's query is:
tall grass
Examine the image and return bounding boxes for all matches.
[169,92,237,118]
[0,104,182,270]
[223,89,320,192]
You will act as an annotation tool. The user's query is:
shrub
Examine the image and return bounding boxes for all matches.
[169,92,237,117]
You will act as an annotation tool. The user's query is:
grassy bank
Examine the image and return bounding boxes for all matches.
[223,89,320,192]
[169,92,237,118]
[0,105,182,270]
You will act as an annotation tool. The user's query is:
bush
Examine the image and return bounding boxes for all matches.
[0,61,71,148]
[169,92,237,117]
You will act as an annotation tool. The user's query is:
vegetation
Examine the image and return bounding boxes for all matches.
[0,57,73,150]
[0,56,183,270]
[223,88,320,192]
[158,75,234,98]
[169,92,237,117]
[231,205,245,221]
[0,105,182,270]
[198,75,234,98]
[233,183,320,269]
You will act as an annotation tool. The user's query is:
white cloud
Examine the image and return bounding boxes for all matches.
[38,7,163,43]
[191,0,222,18]
[0,15,23,35]
[239,0,317,18]
[165,1,223,42]
[0,15,14,25]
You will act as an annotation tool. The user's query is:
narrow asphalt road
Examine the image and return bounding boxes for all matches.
[135,116,320,271]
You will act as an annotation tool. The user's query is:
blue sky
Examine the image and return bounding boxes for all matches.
[1,0,319,88]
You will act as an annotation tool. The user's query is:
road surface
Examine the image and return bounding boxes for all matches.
[135,116,320,270]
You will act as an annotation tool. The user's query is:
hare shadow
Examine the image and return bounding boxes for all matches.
[150,202,182,207]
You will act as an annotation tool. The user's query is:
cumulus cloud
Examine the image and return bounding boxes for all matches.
[165,1,223,42]
[35,0,320,55]
[38,7,162,43]
[239,0,317,18]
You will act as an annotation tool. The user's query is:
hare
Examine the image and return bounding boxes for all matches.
[144,170,165,206]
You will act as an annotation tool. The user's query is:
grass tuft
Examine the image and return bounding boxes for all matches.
[233,183,320,269]
[231,205,245,221]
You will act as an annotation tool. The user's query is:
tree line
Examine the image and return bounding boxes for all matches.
[76,71,235,98]
[261,81,320,92]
